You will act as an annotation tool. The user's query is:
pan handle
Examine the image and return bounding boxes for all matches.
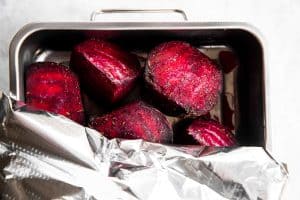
[90,9,188,21]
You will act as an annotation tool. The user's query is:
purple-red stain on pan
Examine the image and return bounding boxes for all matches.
[222,94,235,131]
[218,51,238,73]
[26,62,85,124]
[89,101,173,143]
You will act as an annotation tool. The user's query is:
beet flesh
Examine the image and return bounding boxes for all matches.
[70,39,141,104]
[89,101,173,143]
[145,41,222,116]
[26,62,84,124]
[187,119,237,147]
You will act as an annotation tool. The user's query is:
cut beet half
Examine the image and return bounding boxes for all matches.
[145,41,222,116]
[26,62,84,124]
[89,101,173,143]
[187,119,237,147]
[70,39,141,104]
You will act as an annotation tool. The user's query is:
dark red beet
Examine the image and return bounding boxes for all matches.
[218,51,238,73]
[26,62,84,124]
[70,39,141,104]
[145,41,222,116]
[187,119,237,147]
[89,101,173,143]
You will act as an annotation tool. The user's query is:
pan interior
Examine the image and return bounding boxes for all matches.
[13,28,265,146]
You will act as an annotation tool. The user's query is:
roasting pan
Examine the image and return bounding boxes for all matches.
[9,9,268,148]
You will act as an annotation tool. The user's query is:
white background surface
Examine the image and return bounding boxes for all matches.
[0,0,299,199]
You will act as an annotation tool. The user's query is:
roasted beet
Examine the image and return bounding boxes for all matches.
[187,119,237,147]
[145,41,222,116]
[218,50,238,73]
[89,101,173,143]
[70,39,141,104]
[26,62,84,124]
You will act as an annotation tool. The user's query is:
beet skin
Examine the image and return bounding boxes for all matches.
[26,62,84,124]
[145,41,222,116]
[70,39,141,104]
[89,101,173,143]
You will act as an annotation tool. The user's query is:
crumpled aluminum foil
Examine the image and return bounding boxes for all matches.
[0,92,288,200]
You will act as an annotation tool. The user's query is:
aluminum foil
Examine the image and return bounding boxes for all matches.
[0,92,288,200]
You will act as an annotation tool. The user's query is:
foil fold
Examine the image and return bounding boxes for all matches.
[0,92,288,200]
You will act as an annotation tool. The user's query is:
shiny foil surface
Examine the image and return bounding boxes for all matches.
[0,92,288,200]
